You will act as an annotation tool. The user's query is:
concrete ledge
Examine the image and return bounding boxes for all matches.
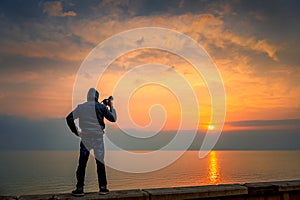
[144,184,248,200]
[244,180,300,200]
[244,180,300,194]
[0,196,17,200]
[244,182,278,195]
[273,180,300,192]
[18,189,148,200]
[1,180,300,200]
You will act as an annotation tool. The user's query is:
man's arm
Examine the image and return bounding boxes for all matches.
[100,103,117,123]
[106,105,117,122]
[66,112,79,136]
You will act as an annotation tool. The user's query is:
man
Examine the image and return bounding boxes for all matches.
[66,88,117,196]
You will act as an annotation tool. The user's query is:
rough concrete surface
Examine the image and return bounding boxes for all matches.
[1,180,300,200]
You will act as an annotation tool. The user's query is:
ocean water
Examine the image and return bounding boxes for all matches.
[0,151,300,196]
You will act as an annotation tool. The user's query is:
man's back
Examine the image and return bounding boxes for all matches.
[75,101,104,134]
[66,88,116,136]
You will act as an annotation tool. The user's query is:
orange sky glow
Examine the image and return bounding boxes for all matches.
[0,1,299,133]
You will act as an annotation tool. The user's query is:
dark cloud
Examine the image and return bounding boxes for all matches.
[0,115,78,150]
[214,129,300,150]
[0,115,299,151]
[136,37,144,46]
[225,0,300,47]
[0,56,78,72]
[229,119,300,127]
[0,0,44,21]
[43,1,76,17]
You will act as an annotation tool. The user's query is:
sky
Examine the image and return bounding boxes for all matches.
[0,0,299,150]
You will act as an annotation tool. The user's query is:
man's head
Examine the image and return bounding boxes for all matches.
[87,88,99,102]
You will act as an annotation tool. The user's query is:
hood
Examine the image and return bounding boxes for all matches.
[87,88,99,102]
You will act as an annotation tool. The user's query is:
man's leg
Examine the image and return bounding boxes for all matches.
[76,142,90,188]
[96,158,107,187]
[93,137,108,194]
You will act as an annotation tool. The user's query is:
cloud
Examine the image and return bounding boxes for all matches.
[0,8,280,63]
[0,115,299,151]
[0,71,39,84]
[0,63,76,119]
[0,115,78,150]
[0,39,90,61]
[43,1,76,17]
[68,13,280,62]
[214,129,300,150]
[228,119,300,127]
[0,93,5,100]
[0,0,297,123]
[180,14,279,61]
[232,37,279,61]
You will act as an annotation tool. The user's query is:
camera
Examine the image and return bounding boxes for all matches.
[102,96,114,106]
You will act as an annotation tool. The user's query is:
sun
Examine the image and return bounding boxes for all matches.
[208,125,215,130]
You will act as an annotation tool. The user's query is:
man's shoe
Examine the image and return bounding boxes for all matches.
[72,187,84,197]
[99,186,109,195]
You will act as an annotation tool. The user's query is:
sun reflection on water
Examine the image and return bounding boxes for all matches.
[208,151,220,184]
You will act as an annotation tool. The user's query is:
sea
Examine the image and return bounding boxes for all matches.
[1,150,300,196]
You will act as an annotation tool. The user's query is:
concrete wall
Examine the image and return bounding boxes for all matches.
[1,180,300,200]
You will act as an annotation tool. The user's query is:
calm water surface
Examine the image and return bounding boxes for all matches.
[0,151,300,196]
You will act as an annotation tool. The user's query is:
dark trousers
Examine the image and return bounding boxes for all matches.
[76,142,107,188]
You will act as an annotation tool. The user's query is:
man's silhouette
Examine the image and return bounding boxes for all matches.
[66,88,117,196]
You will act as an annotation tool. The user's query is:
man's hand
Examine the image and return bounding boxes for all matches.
[108,100,113,107]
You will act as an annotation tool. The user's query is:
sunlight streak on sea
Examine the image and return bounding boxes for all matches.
[0,151,300,196]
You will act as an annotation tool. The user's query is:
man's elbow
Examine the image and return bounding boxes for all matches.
[66,113,72,121]
[66,113,75,125]
[108,112,117,122]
